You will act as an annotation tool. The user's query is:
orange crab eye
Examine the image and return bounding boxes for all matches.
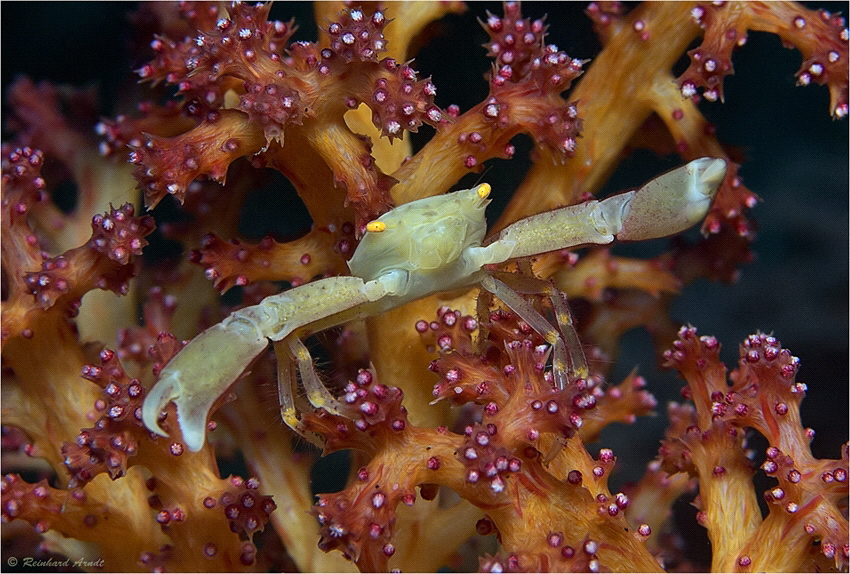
[476,183,491,199]
[366,221,387,232]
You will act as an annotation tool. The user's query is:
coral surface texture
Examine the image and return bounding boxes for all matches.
[1,2,847,572]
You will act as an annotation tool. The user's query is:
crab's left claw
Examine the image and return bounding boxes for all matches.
[143,364,230,453]
[615,157,726,241]
[143,372,180,439]
[142,317,269,452]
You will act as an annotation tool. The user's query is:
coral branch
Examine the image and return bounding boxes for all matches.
[662,327,849,571]
[1,1,845,572]
[682,2,849,117]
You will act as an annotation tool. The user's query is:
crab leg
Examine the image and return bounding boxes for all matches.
[544,282,589,384]
[275,339,331,449]
[287,335,347,416]
[488,157,726,260]
[481,273,589,390]
[275,342,300,430]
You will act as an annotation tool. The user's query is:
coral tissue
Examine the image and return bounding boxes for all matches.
[2,1,847,572]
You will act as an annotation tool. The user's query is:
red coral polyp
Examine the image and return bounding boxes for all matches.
[90,204,152,265]
[129,111,264,206]
[20,203,153,312]
[1,146,47,224]
[1,1,847,572]
[301,369,410,454]
[681,2,849,116]
[215,476,276,539]
[366,60,444,141]
[663,326,849,570]
[482,2,551,81]
[62,349,150,487]
[237,81,307,143]
[139,2,295,103]
[325,8,389,63]
[458,422,522,496]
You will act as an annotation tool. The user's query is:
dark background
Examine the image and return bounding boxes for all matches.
[3,0,847,490]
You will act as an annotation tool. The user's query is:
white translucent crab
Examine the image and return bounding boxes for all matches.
[143,158,727,451]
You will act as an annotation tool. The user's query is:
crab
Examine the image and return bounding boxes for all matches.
[142,157,727,452]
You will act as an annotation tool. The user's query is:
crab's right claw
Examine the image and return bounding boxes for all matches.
[141,319,269,452]
[616,157,727,241]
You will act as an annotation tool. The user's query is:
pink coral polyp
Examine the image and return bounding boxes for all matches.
[0,1,846,572]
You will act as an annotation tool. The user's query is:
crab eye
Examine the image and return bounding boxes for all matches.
[476,183,492,199]
[366,221,387,232]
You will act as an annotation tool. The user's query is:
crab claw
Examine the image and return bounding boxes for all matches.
[615,157,727,241]
[142,318,268,452]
